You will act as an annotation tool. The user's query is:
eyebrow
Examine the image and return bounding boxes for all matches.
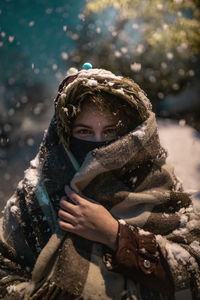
[73,124,92,129]
[73,123,116,129]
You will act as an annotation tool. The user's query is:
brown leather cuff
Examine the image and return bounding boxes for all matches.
[103,222,174,294]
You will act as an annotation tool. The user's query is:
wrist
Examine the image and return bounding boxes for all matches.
[104,219,119,251]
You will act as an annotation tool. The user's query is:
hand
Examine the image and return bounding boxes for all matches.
[58,186,119,251]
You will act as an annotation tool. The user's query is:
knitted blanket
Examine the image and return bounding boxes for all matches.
[0,69,200,300]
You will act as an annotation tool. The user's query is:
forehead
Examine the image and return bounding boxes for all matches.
[73,102,117,125]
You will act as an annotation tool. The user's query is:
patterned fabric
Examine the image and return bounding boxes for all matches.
[0,69,200,300]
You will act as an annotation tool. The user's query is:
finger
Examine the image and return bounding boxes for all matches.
[58,219,75,232]
[65,186,98,205]
[59,199,78,215]
[65,186,83,205]
[58,209,76,225]
[60,195,75,206]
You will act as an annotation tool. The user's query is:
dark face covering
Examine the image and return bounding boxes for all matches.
[69,136,114,166]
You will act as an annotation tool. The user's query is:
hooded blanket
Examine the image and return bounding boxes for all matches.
[0,69,200,300]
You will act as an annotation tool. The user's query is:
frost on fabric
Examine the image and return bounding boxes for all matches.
[178,207,186,214]
[67,67,78,76]
[62,107,68,114]
[138,91,152,110]
[187,219,200,231]
[24,167,39,188]
[140,248,147,254]
[172,208,189,236]
[155,234,163,245]
[118,219,126,225]
[104,259,112,269]
[6,196,16,207]
[130,126,146,141]
[87,79,98,87]
[172,227,188,236]
[7,285,16,294]
[30,154,40,169]
[165,241,200,291]
[62,68,123,96]
[129,118,149,143]
[78,68,122,81]
[2,195,16,214]
[135,129,145,140]
[185,205,194,213]
[166,242,198,269]
[190,241,200,253]
[174,176,183,192]
[10,205,18,214]
[138,228,151,236]
[60,93,66,100]
[24,154,41,189]
[17,180,23,190]
[163,213,169,218]
[179,214,188,227]
[175,205,193,229]
[115,88,125,95]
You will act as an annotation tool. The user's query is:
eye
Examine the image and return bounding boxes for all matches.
[73,128,93,137]
[77,129,92,134]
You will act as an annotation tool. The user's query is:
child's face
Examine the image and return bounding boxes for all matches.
[72,103,119,142]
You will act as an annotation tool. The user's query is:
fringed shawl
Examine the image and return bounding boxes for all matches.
[0,69,200,300]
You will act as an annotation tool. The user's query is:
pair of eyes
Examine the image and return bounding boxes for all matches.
[73,127,118,137]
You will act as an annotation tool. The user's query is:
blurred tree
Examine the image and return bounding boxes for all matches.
[0,36,52,209]
[85,0,200,55]
[0,35,51,147]
[68,0,200,116]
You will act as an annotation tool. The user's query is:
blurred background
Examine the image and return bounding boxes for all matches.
[0,0,200,211]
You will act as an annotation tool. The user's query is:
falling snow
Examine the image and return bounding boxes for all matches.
[130,62,141,72]
[29,21,35,27]
[61,52,68,60]
[8,36,14,43]
[167,52,174,60]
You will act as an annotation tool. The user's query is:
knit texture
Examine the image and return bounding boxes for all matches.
[0,69,200,300]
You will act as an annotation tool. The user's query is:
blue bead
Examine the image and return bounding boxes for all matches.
[82,62,93,70]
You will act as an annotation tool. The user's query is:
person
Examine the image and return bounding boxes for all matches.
[0,66,200,300]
